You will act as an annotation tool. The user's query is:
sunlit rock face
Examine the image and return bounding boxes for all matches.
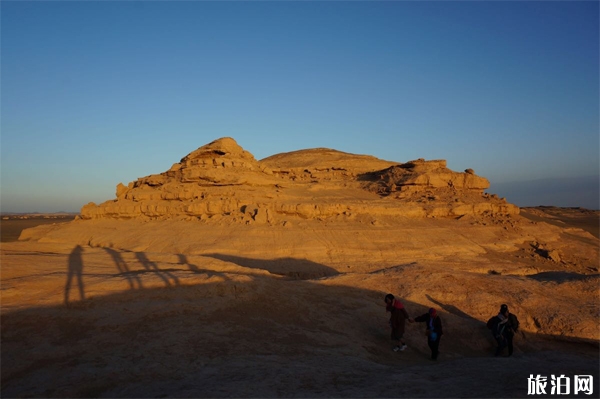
[80,137,519,222]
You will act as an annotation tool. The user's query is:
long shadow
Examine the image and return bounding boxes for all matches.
[524,271,600,283]
[370,262,418,275]
[135,252,180,286]
[203,253,340,280]
[3,276,598,399]
[425,294,481,323]
[177,254,227,280]
[64,245,85,305]
[104,248,143,289]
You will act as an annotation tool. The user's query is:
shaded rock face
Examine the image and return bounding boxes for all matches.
[80,137,519,222]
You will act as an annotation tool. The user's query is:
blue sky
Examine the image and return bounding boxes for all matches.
[1,1,598,212]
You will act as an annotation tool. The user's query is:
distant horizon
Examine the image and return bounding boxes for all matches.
[490,175,599,210]
[2,173,598,214]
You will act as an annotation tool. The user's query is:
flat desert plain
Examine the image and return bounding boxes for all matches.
[1,207,599,398]
[1,214,76,243]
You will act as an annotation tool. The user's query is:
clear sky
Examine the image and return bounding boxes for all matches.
[1,1,598,212]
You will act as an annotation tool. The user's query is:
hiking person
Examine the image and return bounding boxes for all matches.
[384,294,411,352]
[487,303,518,356]
[414,307,443,360]
[499,304,519,356]
[488,312,507,356]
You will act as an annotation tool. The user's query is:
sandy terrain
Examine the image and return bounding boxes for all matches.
[520,207,600,239]
[1,140,598,398]
[1,209,598,398]
[1,215,76,243]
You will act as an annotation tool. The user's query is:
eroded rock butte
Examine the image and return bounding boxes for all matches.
[80,137,519,222]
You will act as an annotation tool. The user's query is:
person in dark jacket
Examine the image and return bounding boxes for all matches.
[488,313,507,356]
[489,304,519,356]
[414,307,443,360]
[384,294,411,352]
[499,304,519,356]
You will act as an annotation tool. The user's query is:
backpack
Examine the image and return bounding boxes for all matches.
[486,316,497,330]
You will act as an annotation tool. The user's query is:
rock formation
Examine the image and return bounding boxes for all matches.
[80,137,519,222]
[5,139,598,399]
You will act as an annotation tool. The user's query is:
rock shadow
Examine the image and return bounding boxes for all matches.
[356,168,390,182]
[203,253,340,280]
[524,271,600,283]
[425,294,481,323]
[370,262,418,275]
[3,277,598,399]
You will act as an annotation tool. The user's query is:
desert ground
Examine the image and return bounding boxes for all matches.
[1,208,598,398]
[1,214,76,243]
[1,139,599,398]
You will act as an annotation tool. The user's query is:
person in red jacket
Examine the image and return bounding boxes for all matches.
[414,307,443,360]
[384,294,412,352]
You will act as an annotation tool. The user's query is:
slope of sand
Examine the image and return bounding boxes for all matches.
[1,139,598,398]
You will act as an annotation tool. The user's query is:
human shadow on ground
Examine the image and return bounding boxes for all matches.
[64,245,85,305]
[69,248,231,299]
[4,273,598,399]
[203,253,340,280]
[104,248,143,289]
[177,254,223,279]
[135,252,180,286]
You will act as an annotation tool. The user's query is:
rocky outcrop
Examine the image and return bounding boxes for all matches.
[80,137,519,222]
[260,148,397,182]
[362,159,490,195]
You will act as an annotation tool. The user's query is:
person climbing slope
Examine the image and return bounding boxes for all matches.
[414,307,444,360]
[384,293,412,352]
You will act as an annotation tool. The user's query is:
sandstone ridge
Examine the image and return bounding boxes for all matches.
[80,137,519,222]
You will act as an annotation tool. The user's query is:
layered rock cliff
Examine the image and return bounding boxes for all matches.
[80,137,519,222]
